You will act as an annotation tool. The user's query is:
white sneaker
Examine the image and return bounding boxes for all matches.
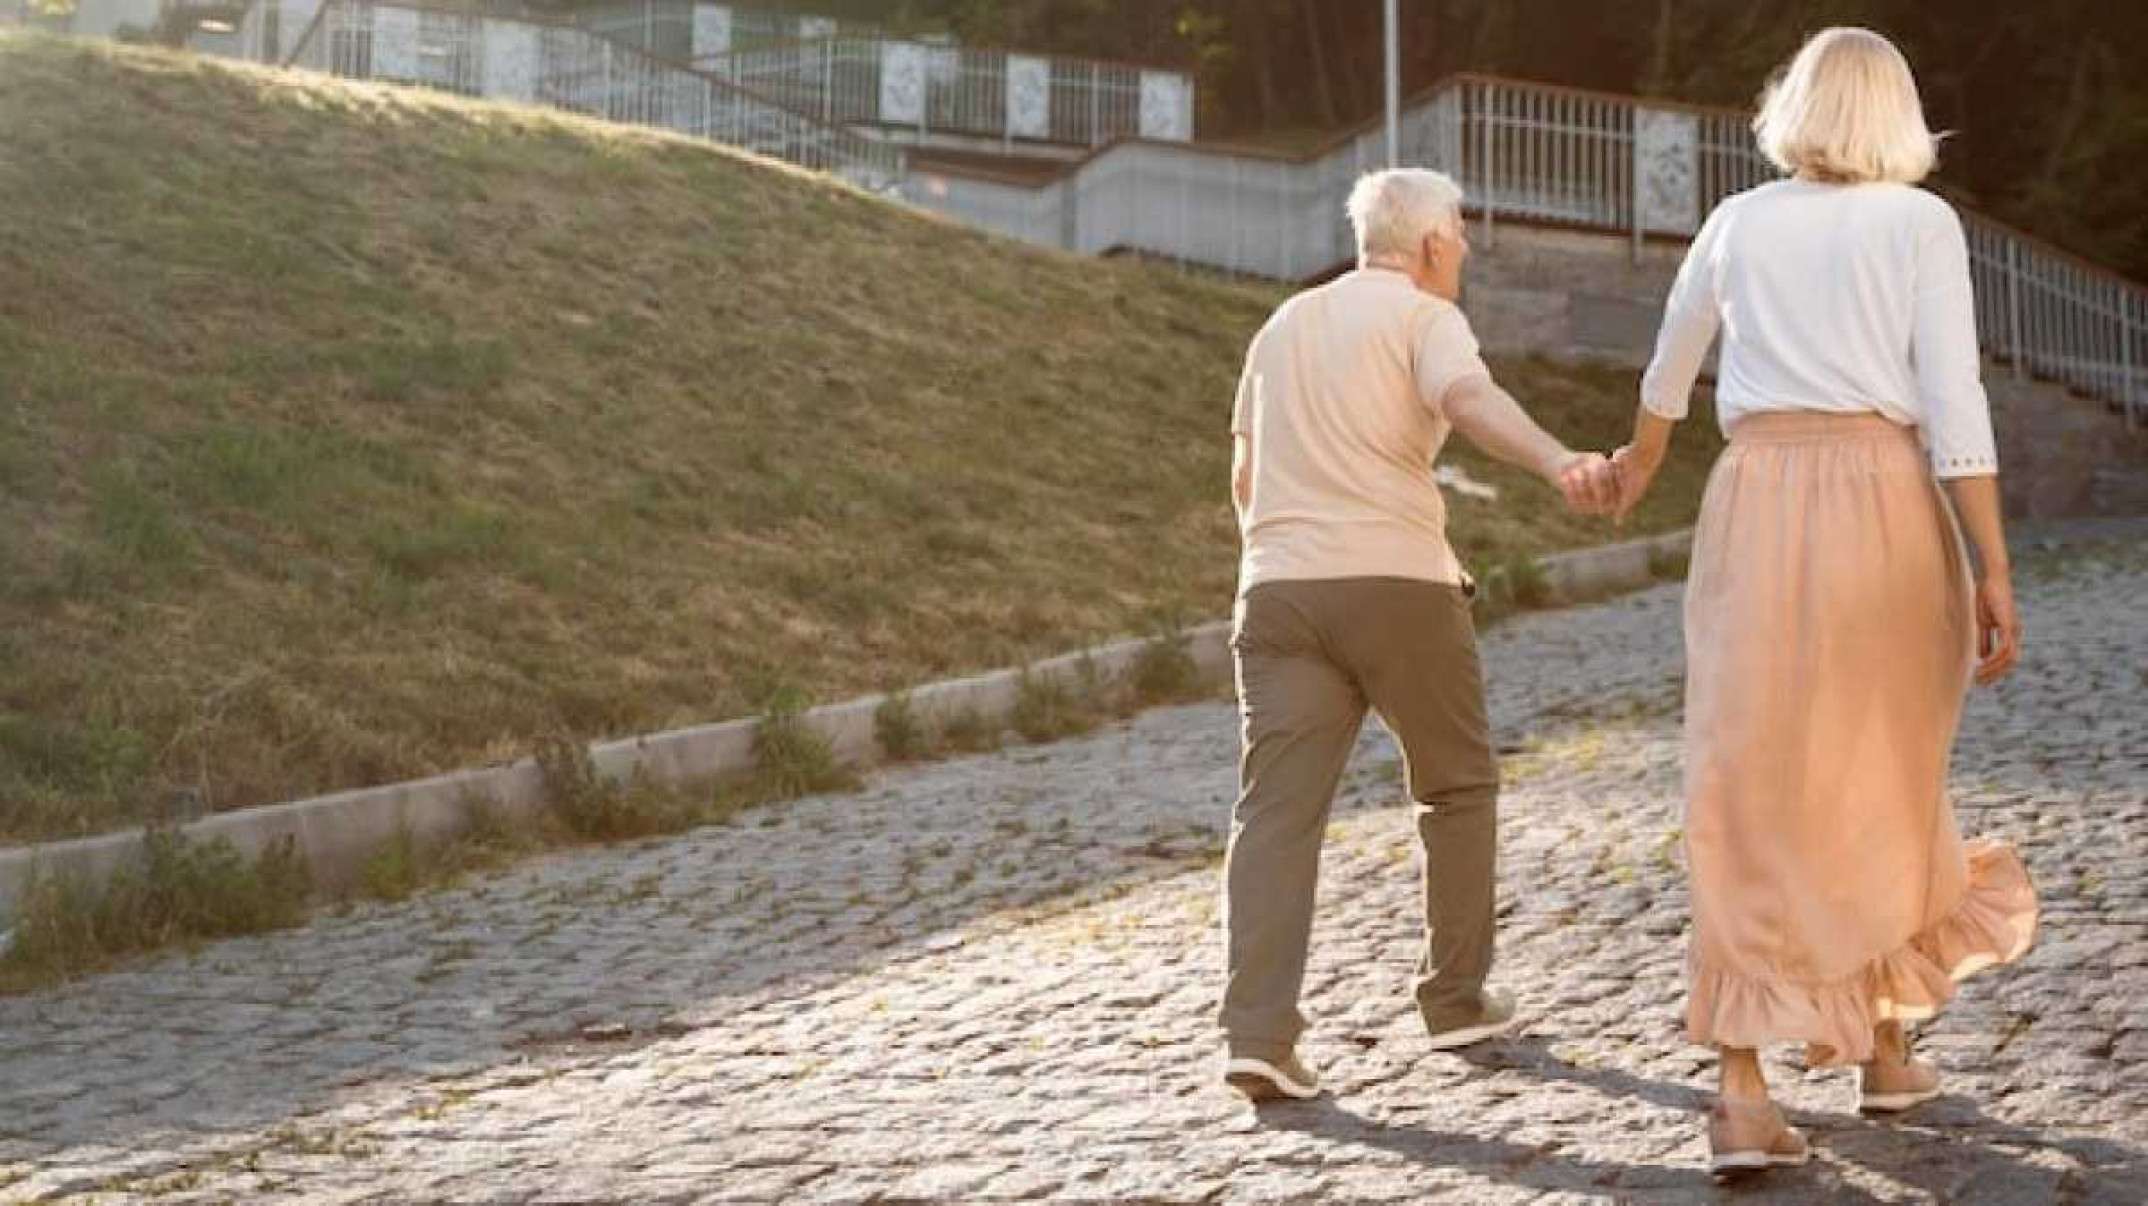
[1422,988,1520,1051]
[1222,1050,1321,1101]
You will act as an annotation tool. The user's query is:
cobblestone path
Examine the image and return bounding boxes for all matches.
[3,535,2144,1203]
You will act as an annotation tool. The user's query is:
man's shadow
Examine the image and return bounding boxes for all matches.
[1246,1035,2146,1201]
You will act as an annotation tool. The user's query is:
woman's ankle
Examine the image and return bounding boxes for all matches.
[1870,1020,1912,1067]
[1717,1047,1772,1103]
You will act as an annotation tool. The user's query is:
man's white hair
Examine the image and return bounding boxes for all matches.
[1753,27,1938,184]
[1345,169,1465,261]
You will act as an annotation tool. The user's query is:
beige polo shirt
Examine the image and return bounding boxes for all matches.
[1232,267,1491,596]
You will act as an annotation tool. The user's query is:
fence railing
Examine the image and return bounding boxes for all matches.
[574,0,874,64]
[283,0,906,191]
[701,34,1192,148]
[906,74,2142,427]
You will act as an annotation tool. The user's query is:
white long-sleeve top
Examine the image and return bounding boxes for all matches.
[1640,178,1998,478]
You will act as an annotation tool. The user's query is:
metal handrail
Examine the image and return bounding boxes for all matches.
[282,0,905,191]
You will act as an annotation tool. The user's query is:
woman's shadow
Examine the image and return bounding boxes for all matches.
[1247,1035,2146,1201]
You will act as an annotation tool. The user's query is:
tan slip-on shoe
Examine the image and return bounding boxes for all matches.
[1859,1054,1942,1113]
[1708,1097,1811,1176]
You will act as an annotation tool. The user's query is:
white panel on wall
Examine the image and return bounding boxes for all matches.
[879,40,926,126]
[1138,70,1193,142]
[1006,54,1050,139]
[371,4,422,79]
[690,3,731,59]
[481,19,542,102]
[797,15,835,40]
[1633,107,1700,234]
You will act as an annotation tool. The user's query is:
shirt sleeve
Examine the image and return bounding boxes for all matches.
[1913,203,1999,478]
[1413,303,1493,416]
[1639,203,1727,420]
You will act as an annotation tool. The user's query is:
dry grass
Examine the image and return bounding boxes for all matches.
[0,33,1718,843]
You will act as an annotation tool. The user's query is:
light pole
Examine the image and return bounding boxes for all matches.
[1384,0,1400,167]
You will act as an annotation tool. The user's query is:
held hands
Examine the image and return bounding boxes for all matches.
[1552,452,1621,516]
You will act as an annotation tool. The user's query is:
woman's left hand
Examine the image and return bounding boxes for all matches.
[1609,443,1664,523]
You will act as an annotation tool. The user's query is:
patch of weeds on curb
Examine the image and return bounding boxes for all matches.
[752,686,856,800]
[940,705,1002,754]
[1647,544,1691,582]
[2,689,861,993]
[1,827,311,991]
[1473,554,1552,625]
[874,689,927,761]
[360,822,422,903]
[1131,624,1205,706]
[1012,670,1098,744]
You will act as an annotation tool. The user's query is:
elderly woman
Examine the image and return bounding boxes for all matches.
[1613,27,2039,1173]
[1219,168,1619,1101]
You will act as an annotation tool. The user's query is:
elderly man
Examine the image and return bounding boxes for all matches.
[1221,168,1620,1101]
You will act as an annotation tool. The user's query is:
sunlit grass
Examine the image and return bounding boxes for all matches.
[0,32,1718,843]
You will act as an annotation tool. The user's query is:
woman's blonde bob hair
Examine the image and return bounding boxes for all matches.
[1753,27,1938,184]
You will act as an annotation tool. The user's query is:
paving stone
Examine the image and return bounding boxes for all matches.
[1,541,2142,1202]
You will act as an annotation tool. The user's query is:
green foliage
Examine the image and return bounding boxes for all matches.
[1474,554,1552,624]
[751,687,856,799]
[1648,544,1692,582]
[844,1,2147,282]
[1011,670,1096,743]
[1,828,312,988]
[1130,626,1205,705]
[874,690,926,761]
[360,822,421,902]
[939,707,1001,754]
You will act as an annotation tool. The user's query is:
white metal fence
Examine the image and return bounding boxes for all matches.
[283,0,906,191]
[906,75,2143,426]
[701,35,1192,148]
[575,0,873,64]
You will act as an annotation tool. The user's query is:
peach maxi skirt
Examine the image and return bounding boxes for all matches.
[1681,412,2038,1067]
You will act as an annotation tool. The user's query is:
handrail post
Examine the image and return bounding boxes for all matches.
[2124,288,2140,431]
[2006,240,2026,381]
[1479,81,1494,248]
[1383,0,1399,168]
[1088,61,1100,146]
[1627,103,1643,265]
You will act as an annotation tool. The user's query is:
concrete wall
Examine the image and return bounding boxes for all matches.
[1459,223,1688,366]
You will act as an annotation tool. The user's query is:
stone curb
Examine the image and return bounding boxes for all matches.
[0,528,1695,923]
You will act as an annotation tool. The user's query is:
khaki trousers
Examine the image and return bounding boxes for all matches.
[1220,576,1501,1060]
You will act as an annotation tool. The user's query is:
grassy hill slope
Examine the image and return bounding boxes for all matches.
[0,33,1716,842]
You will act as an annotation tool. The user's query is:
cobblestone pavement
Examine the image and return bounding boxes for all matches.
[2,535,2144,1203]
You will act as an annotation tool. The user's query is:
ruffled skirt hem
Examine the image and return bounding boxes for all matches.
[1686,839,2038,1067]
